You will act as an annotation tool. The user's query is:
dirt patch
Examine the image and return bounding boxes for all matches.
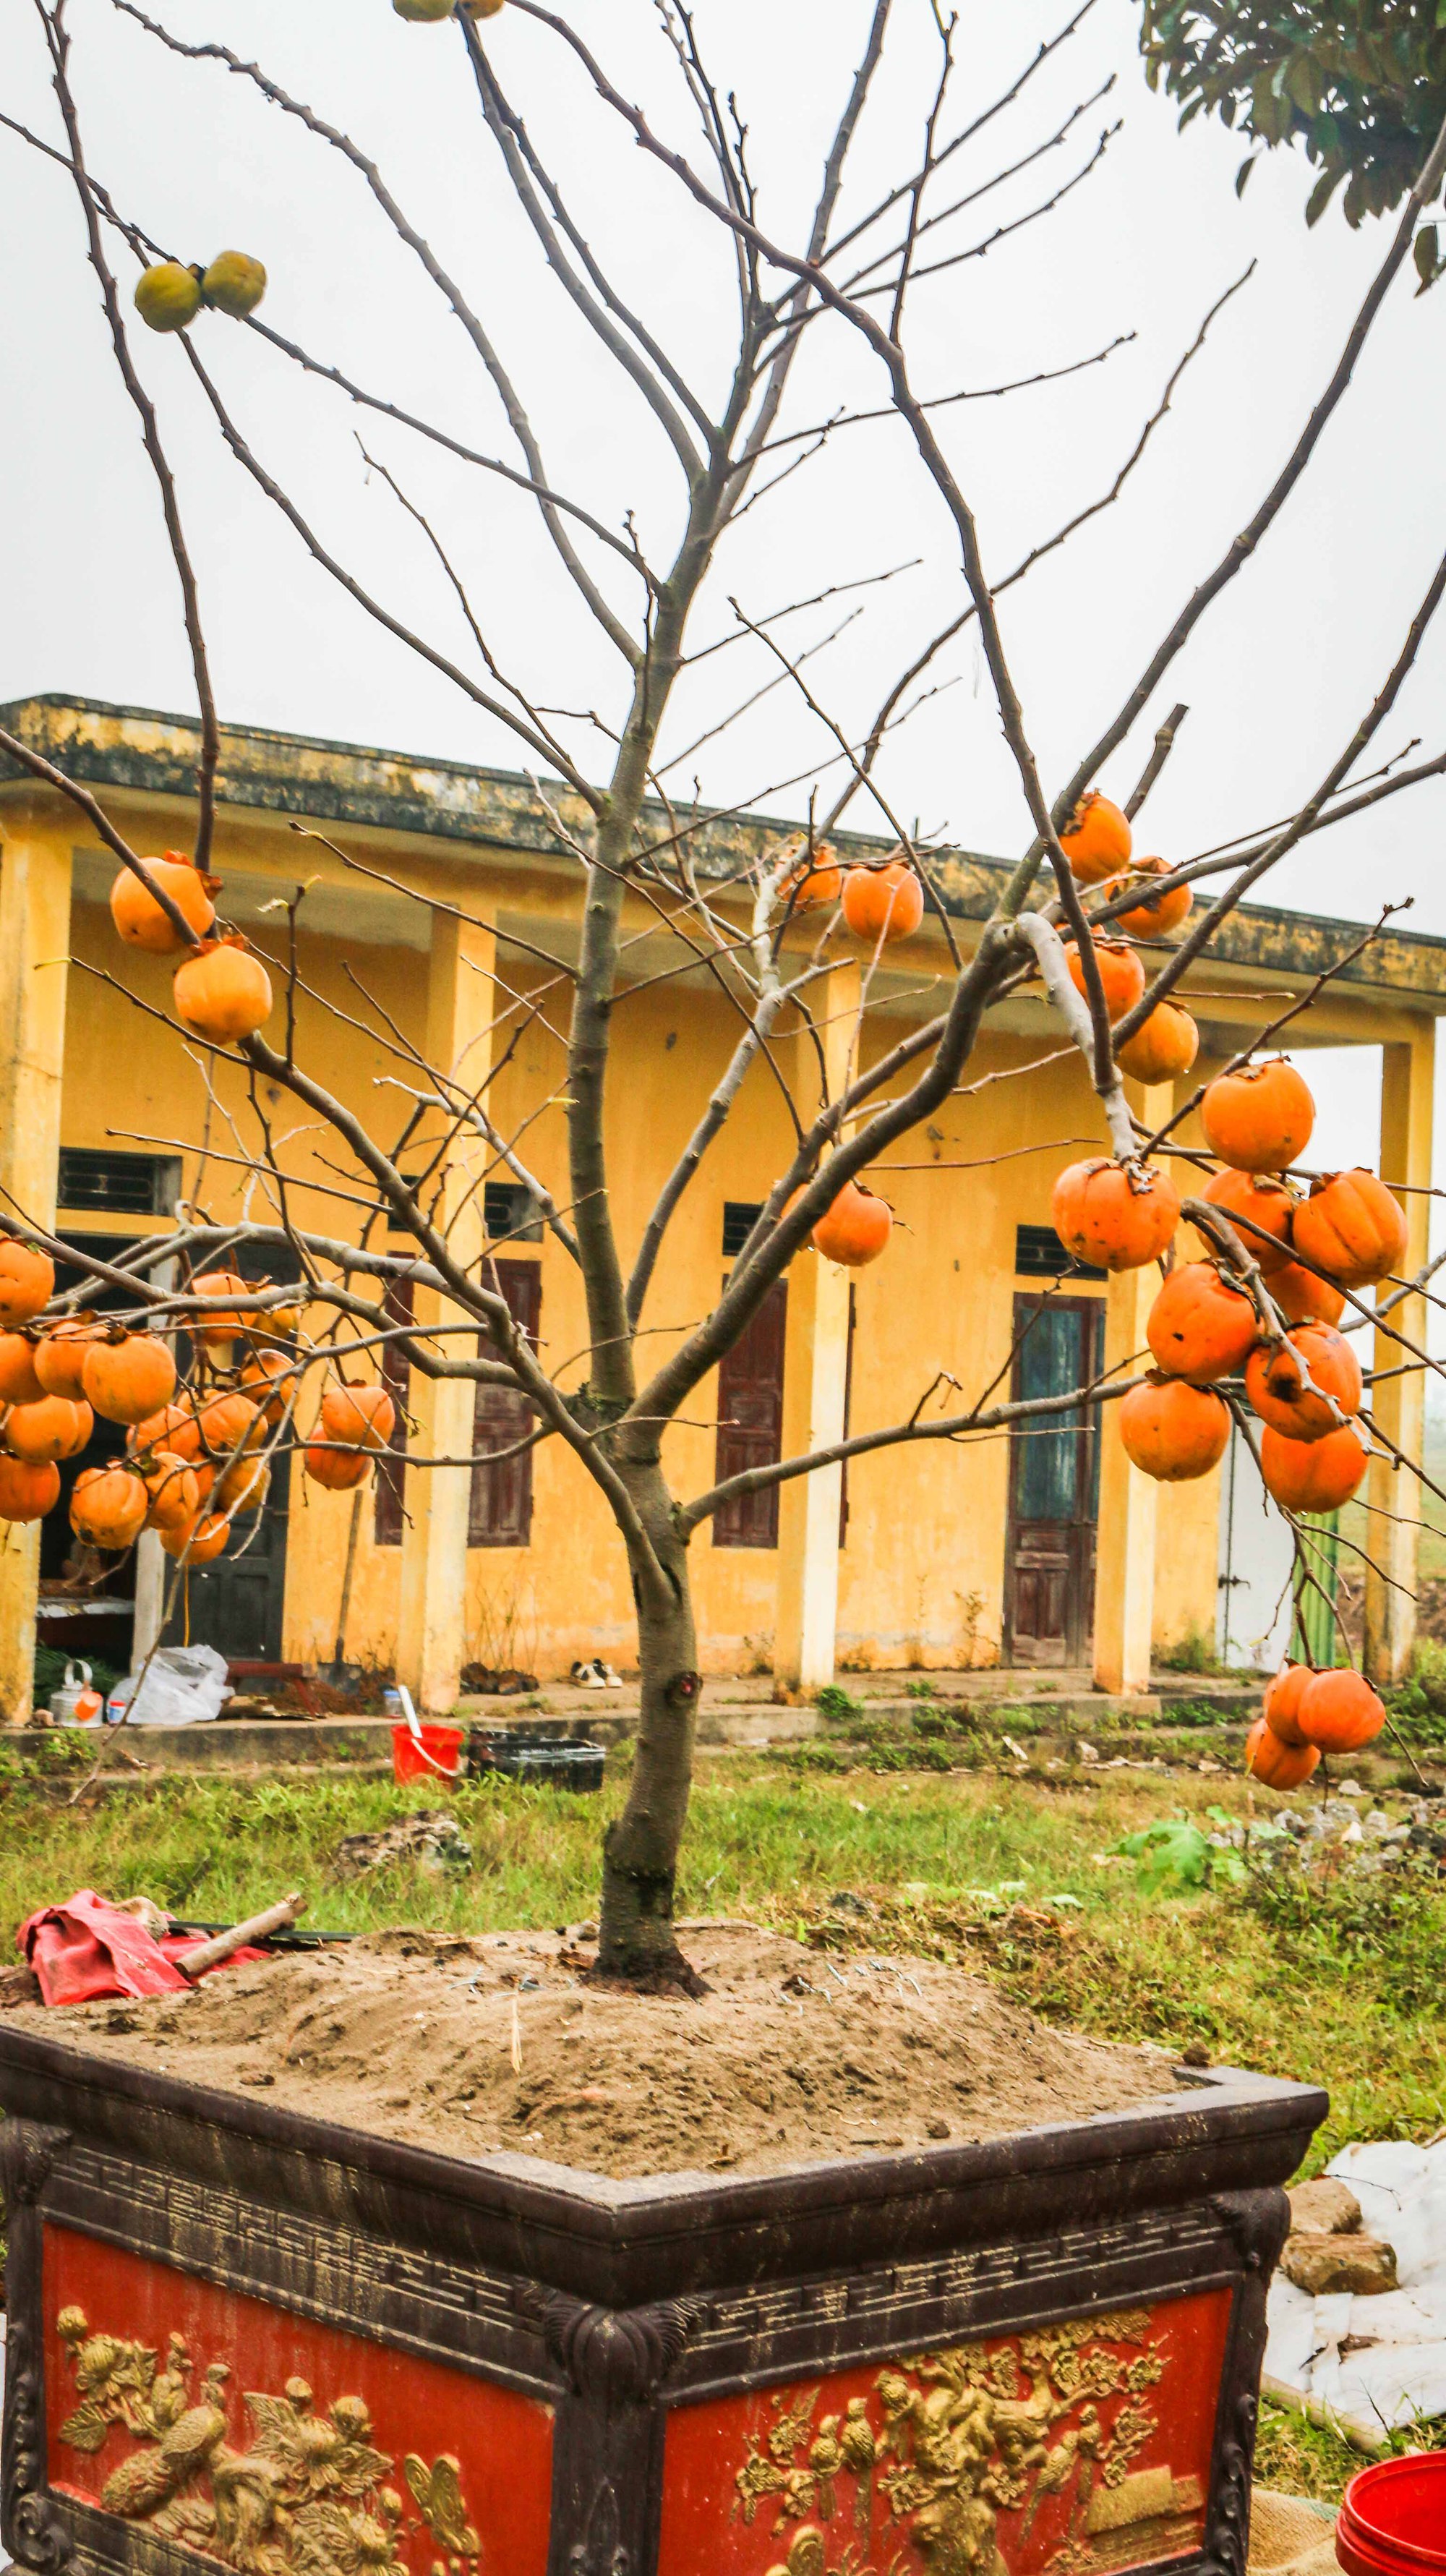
[0,1923,1185,2180]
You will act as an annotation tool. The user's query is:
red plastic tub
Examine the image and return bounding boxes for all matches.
[391,1721,463,1783]
[1338,2455,1446,2575]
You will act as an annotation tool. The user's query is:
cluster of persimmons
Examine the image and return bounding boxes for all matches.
[1058,790,1204,1082]
[1043,789,1402,1792]
[786,801,1205,1270]
[110,850,274,1047]
[1052,1052,1401,1514]
[0,1238,395,1572]
[0,853,391,1577]
[1243,1660,1387,1791]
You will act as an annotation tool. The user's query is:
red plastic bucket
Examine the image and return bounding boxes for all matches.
[1338,2455,1446,2575]
[391,1723,463,1784]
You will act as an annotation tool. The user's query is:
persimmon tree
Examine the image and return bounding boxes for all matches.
[4,0,1446,1987]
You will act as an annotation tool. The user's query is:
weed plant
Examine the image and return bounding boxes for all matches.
[1239,1843,1446,2017]
[1155,1626,1228,1677]
[1390,1640,1446,1745]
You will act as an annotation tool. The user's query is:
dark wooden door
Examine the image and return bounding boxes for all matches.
[713,1278,787,1548]
[45,1235,142,1603]
[470,1262,542,1546]
[1004,1294,1104,1666]
[40,1238,145,1681]
[165,1243,298,1663]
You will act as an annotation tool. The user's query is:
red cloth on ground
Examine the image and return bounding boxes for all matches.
[18,1888,268,2005]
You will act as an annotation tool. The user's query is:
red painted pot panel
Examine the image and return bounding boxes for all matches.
[659,2285,1231,2575]
[41,2225,553,2576]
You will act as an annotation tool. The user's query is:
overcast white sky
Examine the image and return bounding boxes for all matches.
[4,0,1445,1192]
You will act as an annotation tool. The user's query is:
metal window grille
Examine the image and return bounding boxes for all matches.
[722,1200,763,1257]
[1014,1224,1105,1283]
[57,1149,181,1218]
[484,1181,544,1245]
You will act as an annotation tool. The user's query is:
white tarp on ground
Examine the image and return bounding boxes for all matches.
[1265,2139,1446,2441]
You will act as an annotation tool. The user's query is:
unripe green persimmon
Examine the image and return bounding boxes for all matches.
[201,251,267,317]
[134,263,202,333]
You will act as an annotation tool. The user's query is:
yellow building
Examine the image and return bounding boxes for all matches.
[1,694,1439,1718]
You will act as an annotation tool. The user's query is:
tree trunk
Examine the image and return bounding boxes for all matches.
[592,1460,704,1989]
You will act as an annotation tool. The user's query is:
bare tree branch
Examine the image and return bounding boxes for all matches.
[35,2,219,869]
[460,18,708,479]
[1111,541,1446,1052]
[109,0,642,661]
[1125,701,1189,822]
[174,335,603,798]
[1013,913,1133,1158]
[819,0,1098,267]
[1040,111,1446,861]
[681,1360,1143,1535]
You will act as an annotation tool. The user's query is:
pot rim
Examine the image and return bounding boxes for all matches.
[0,2015,1323,2223]
[0,2020,1327,2306]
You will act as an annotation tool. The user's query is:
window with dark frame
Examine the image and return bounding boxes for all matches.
[469,1261,542,1547]
[57,1148,181,1219]
[712,1274,787,1549]
[484,1180,544,1245]
[372,1276,415,1548]
[721,1200,763,1258]
[1014,1223,1105,1284]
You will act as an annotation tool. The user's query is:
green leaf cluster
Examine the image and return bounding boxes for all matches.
[1141,2,1446,279]
[1113,1809,1248,1893]
[1389,1636,1446,1736]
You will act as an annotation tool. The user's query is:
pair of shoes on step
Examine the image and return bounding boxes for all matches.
[570,1657,622,1690]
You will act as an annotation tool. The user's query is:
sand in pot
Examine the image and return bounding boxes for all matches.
[1,1922,1185,2180]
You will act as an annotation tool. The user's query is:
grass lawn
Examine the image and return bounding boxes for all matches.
[2,1744,1442,2165]
[2,1739,1443,2502]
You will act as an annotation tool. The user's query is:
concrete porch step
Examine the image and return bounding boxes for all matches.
[30,1706,824,1774]
[22,1669,1261,1774]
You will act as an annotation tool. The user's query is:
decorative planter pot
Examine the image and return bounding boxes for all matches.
[0,2023,1324,2576]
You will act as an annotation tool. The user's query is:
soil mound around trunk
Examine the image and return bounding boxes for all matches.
[0,1922,1184,2180]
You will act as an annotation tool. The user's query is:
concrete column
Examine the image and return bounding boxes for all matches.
[1364,1024,1434,1685]
[774,1252,851,1689]
[1092,1078,1173,1694]
[131,1533,166,1666]
[396,910,497,1714]
[0,810,72,1723]
[774,967,857,1693]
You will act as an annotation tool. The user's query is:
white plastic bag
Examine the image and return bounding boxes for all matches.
[106,1645,231,1728]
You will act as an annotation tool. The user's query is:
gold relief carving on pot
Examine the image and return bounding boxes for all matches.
[54,2307,482,2576]
[735,2308,1207,2576]
[401,2457,479,2562]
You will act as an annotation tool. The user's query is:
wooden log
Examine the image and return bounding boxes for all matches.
[177,1891,305,1979]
